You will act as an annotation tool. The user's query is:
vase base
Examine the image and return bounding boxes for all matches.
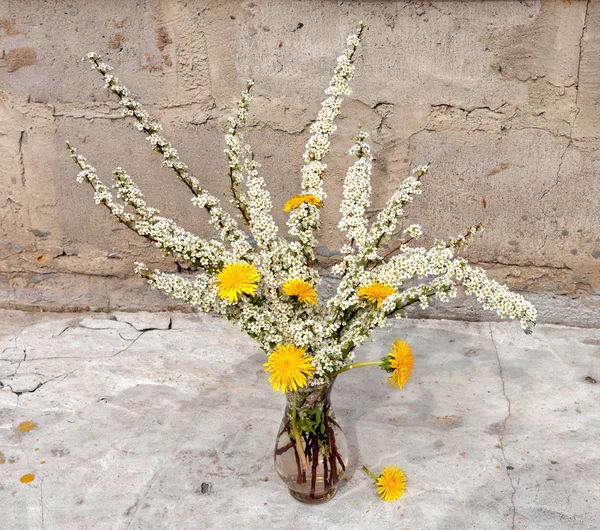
[288,486,337,504]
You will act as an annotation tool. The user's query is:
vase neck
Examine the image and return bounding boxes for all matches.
[285,380,335,409]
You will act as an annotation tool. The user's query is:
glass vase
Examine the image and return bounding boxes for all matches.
[274,380,348,504]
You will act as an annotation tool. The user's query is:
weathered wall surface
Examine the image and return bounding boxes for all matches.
[0,0,599,325]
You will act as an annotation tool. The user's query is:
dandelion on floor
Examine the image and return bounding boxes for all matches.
[377,465,407,502]
[362,464,407,502]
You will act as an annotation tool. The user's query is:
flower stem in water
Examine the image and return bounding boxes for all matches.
[291,392,308,472]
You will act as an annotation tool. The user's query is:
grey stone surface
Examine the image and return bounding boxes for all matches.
[1,310,599,529]
[0,1,599,323]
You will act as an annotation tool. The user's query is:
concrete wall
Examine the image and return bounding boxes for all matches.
[0,0,599,326]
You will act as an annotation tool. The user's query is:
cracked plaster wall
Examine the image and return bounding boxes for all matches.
[0,0,599,326]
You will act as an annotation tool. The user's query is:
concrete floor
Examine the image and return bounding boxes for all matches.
[0,310,599,530]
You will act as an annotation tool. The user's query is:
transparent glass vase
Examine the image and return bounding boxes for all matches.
[274,381,348,503]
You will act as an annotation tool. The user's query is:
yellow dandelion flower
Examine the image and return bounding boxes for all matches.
[282,279,318,305]
[386,339,414,389]
[216,262,260,303]
[376,465,407,502]
[264,344,315,393]
[357,282,396,308]
[283,194,323,212]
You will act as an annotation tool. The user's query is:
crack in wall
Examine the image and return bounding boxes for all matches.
[18,130,26,188]
[110,321,172,356]
[430,103,508,116]
[53,103,220,124]
[0,318,174,367]
[574,0,590,119]
[474,260,572,272]
[372,101,395,137]
[539,141,569,204]
[537,1,589,256]
[15,128,37,256]
[535,140,568,254]
[489,323,517,530]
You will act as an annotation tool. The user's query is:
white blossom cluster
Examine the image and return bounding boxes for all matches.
[339,132,372,250]
[287,23,366,257]
[365,166,428,259]
[404,224,423,239]
[453,260,537,331]
[244,149,278,250]
[70,25,537,389]
[135,263,223,314]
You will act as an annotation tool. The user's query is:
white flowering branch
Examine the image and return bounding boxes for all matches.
[67,143,138,233]
[69,143,230,272]
[287,23,366,258]
[84,52,251,259]
[225,80,254,225]
[112,167,230,271]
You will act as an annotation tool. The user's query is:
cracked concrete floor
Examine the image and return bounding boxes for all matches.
[0,310,599,530]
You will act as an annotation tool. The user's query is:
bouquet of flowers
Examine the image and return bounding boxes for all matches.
[67,23,536,504]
